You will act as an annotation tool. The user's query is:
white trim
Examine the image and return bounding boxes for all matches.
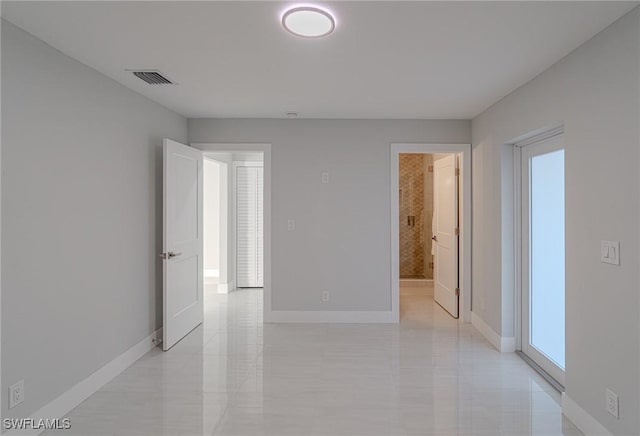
[269,310,396,323]
[510,123,564,350]
[390,143,472,323]
[217,280,236,294]
[192,143,272,322]
[472,312,516,352]
[4,329,161,436]
[513,145,523,351]
[562,393,612,436]
[509,123,564,148]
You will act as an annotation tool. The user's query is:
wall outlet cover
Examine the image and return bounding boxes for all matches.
[321,291,330,302]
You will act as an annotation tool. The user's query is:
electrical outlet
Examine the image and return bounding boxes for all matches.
[606,389,619,419]
[321,291,330,302]
[321,171,330,184]
[287,219,295,231]
[9,380,24,409]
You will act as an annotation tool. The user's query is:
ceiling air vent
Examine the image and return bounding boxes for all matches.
[131,70,175,85]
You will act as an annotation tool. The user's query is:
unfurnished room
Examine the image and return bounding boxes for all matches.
[1,1,640,435]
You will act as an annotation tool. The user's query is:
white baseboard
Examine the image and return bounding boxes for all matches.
[471,312,516,352]
[4,329,161,435]
[217,280,235,294]
[562,393,612,436]
[268,310,397,323]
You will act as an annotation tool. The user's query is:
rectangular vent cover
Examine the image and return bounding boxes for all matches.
[132,71,174,85]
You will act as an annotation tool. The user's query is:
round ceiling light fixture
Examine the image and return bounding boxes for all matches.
[282,6,336,38]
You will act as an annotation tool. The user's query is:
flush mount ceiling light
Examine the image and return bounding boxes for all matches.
[282,6,336,38]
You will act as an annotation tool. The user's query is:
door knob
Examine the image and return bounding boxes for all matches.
[159,251,182,259]
[432,236,438,242]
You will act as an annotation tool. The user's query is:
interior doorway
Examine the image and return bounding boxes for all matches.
[162,140,271,350]
[204,153,264,294]
[391,143,472,323]
[398,152,460,319]
[197,143,272,320]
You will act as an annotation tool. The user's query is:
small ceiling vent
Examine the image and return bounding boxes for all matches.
[131,70,175,85]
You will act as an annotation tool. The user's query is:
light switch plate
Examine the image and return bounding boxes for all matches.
[287,220,295,231]
[601,240,620,265]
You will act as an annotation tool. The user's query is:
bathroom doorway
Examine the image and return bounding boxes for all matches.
[390,143,471,323]
[399,152,459,319]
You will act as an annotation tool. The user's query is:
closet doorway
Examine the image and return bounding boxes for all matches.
[234,161,264,288]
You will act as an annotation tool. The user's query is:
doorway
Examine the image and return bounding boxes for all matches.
[519,133,565,386]
[162,141,271,350]
[204,153,265,292]
[391,143,472,323]
[198,143,272,319]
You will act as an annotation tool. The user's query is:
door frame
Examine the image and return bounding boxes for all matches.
[512,124,564,351]
[193,143,272,322]
[390,143,472,323]
[513,127,565,386]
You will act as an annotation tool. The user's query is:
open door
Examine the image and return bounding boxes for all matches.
[433,154,459,318]
[162,139,203,350]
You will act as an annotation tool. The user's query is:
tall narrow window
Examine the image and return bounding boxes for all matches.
[521,134,565,385]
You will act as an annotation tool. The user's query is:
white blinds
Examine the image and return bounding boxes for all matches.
[236,165,264,288]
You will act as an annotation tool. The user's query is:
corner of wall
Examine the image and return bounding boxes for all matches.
[471,311,516,353]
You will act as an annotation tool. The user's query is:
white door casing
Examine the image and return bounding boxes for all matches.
[433,154,459,318]
[163,139,203,351]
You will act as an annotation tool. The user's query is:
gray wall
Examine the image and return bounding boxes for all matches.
[189,119,470,311]
[1,21,187,419]
[472,7,640,435]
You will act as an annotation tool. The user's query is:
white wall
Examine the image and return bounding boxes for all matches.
[204,159,220,280]
[1,21,188,419]
[189,119,470,312]
[471,7,640,435]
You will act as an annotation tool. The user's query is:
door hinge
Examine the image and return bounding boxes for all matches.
[455,288,460,296]
[455,227,460,236]
[455,168,460,176]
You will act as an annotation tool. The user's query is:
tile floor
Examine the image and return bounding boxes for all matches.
[45,284,582,436]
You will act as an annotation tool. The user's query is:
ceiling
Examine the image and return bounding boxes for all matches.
[3,1,637,119]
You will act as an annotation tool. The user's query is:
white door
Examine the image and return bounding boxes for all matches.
[521,135,565,385]
[162,139,203,351]
[236,164,264,288]
[433,154,459,318]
